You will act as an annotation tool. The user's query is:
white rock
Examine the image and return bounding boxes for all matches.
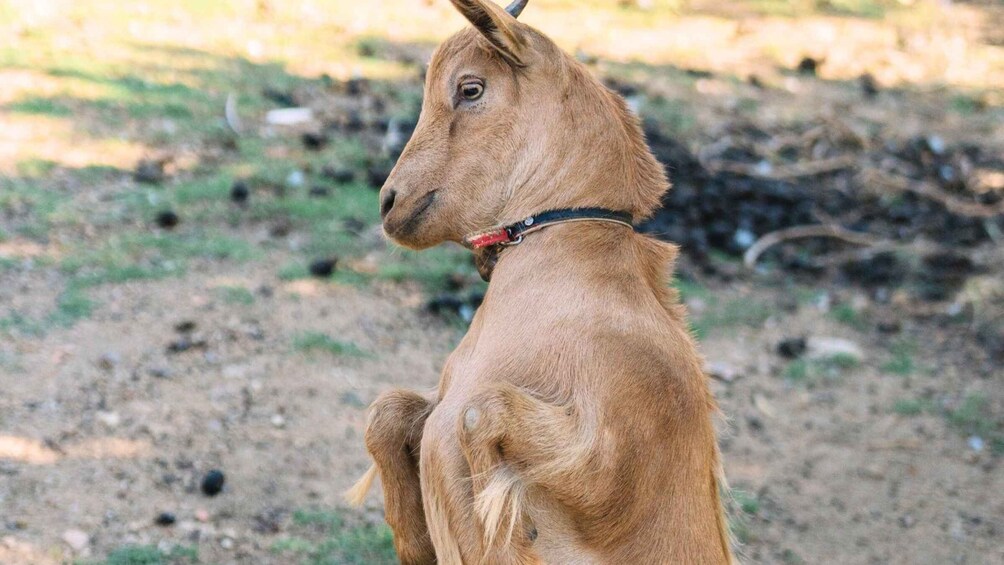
[271,414,286,428]
[806,337,865,362]
[62,529,89,552]
[96,411,121,428]
[265,108,313,126]
[968,436,985,452]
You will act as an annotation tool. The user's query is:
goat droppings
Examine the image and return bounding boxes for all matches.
[201,470,226,497]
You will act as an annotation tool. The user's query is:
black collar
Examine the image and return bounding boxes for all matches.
[463,207,635,281]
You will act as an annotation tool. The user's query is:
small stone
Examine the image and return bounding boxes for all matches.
[899,514,916,529]
[154,512,177,526]
[62,529,90,552]
[270,414,286,428]
[155,210,180,230]
[309,257,338,278]
[174,320,197,333]
[195,509,210,523]
[968,436,985,452]
[220,537,234,550]
[286,170,305,188]
[201,470,226,497]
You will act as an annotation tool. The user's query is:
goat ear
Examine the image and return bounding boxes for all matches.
[450,0,527,66]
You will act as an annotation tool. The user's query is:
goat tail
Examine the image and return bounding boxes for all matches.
[344,464,378,507]
[474,466,527,554]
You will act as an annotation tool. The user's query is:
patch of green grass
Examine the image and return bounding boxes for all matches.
[732,489,760,515]
[62,231,256,288]
[51,285,96,327]
[0,312,48,338]
[273,509,397,565]
[293,332,368,358]
[15,158,58,178]
[81,544,198,565]
[829,304,868,331]
[783,354,858,385]
[672,278,711,303]
[641,95,695,135]
[0,350,22,372]
[893,398,933,416]
[0,178,69,239]
[882,339,916,375]
[691,298,772,339]
[942,393,1003,454]
[216,285,255,305]
[6,96,73,116]
[377,244,479,291]
[278,263,311,281]
[950,94,981,115]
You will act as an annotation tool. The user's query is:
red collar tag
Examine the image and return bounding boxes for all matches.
[465,227,513,249]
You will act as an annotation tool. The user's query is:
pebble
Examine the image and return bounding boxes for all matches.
[967,436,985,452]
[155,512,177,526]
[286,170,305,188]
[201,470,226,497]
[62,529,89,551]
[195,509,211,523]
[270,414,286,428]
[899,514,915,529]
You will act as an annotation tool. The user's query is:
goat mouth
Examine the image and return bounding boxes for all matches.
[386,190,437,238]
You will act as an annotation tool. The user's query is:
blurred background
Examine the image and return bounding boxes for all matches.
[0,0,1002,563]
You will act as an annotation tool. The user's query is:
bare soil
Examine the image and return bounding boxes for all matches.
[2,246,1002,564]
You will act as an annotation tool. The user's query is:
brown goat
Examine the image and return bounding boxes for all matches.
[347,1,734,563]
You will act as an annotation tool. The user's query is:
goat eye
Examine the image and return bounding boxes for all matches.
[460,81,484,101]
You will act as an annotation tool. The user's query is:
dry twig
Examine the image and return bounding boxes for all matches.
[743,224,883,269]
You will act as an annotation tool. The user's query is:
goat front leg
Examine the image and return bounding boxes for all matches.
[457,383,587,563]
[348,389,436,565]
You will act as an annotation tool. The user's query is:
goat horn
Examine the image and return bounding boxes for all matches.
[505,0,528,18]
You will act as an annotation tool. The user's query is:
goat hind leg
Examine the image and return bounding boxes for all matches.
[353,389,436,565]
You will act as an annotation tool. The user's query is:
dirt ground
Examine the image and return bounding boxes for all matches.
[2,1,1003,564]
[2,254,1002,565]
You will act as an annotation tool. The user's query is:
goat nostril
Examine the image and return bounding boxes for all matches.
[380,189,397,218]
